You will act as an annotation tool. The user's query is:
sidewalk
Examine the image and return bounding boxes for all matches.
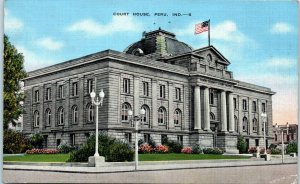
[3,156,297,173]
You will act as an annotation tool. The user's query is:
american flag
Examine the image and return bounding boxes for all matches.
[195,20,209,34]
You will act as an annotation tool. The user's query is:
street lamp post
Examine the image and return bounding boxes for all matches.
[128,108,145,171]
[90,89,105,157]
[275,123,289,164]
[261,113,267,154]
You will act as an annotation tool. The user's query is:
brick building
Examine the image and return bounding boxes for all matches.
[22,28,275,151]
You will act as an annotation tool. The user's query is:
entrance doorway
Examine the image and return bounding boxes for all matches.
[210,122,219,147]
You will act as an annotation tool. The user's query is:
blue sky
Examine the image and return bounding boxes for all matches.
[4,0,298,124]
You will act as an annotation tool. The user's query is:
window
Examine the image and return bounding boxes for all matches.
[125,133,132,144]
[141,105,150,124]
[58,107,64,125]
[233,98,237,109]
[143,82,149,96]
[253,118,258,132]
[210,112,215,120]
[275,134,277,142]
[159,85,165,98]
[252,101,257,112]
[210,92,214,104]
[70,134,75,146]
[46,88,51,100]
[234,116,238,132]
[72,82,78,96]
[262,103,266,113]
[121,103,131,122]
[87,103,94,122]
[255,139,259,147]
[161,134,168,144]
[58,85,64,98]
[72,106,78,124]
[43,135,48,148]
[177,135,183,145]
[144,134,150,143]
[175,88,181,101]
[34,90,39,102]
[45,109,51,126]
[123,78,130,94]
[242,99,247,110]
[87,79,94,94]
[174,109,182,125]
[56,139,61,147]
[243,117,248,132]
[158,107,167,124]
[34,111,39,127]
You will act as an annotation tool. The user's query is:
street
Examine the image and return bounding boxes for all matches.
[3,164,297,183]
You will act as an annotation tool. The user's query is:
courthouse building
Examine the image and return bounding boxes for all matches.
[23,28,275,151]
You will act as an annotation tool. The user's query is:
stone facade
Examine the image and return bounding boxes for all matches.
[22,29,275,151]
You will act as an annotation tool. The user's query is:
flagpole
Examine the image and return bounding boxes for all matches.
[208,19,210,46]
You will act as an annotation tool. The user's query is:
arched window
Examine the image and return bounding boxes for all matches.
[206,54,212,63]
[45,109,51,126]
[174,109,182,125]
[72,105,78,124]
[87,103,94,122]
[34,111,39,127]
[121,103,131,122]
[210,112,215,120]
[58,107,64,125]
[234,115,238,132]
[158,107,167,124]
[141,105,150,124]
[253,118,258,133]
[243,117,248,132]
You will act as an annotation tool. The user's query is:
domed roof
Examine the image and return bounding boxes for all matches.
[124,28,193,58]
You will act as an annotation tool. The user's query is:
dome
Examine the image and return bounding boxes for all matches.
[124,28,193,58]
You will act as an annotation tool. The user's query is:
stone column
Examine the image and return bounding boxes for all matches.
[152,80,158,128]
[194,85,201,130]
[51,83,57,128]
[221,90,227,132]
[249,98,253,135]
[258,99,262,135]
[203,86,210,131]
[78,76,84,127]
[39,85,44,130]
[168,83,174,130]
[228,92,235,132]
[64,80,70,128]
[133,76,140,116]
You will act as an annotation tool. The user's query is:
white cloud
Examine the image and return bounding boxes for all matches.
[4,9,24,32]
[271,22,294,34]
[265,58,296,68]
[66,16,142,36]
[174,20,248,43]
[36,37,64,51]
[15,45,57,71]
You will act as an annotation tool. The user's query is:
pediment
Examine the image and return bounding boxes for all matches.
[193,46,230,65]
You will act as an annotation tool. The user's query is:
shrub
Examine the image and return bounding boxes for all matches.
[139,143,153,153]
[26,148,59,154]
[192,144,203,154]
[4,129,31,154]
[29,133,44,149]
[237,134,247,153]
[58,144,78,153]
[154,144,169,153]
[181,147,193,154]
[286,142,297,154]
[259,147,271,154]
[106,141,134,162]
[165,141,183,153]
[271,148,281,155]
[68,133,134,162]
[203,148,224,154]
[248,147,257,154]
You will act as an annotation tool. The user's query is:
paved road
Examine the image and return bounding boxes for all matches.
[3,164,297,184]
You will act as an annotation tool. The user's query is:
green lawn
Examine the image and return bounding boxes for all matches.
[3,154,70,162]
[139,153,250,161]
[3,153,249,162]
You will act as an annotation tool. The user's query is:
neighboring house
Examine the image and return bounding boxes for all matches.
[22,28,275,151]
[273,123,298,144]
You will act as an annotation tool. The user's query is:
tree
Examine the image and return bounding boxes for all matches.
[237,134,247,153]
[4,35,27,129]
